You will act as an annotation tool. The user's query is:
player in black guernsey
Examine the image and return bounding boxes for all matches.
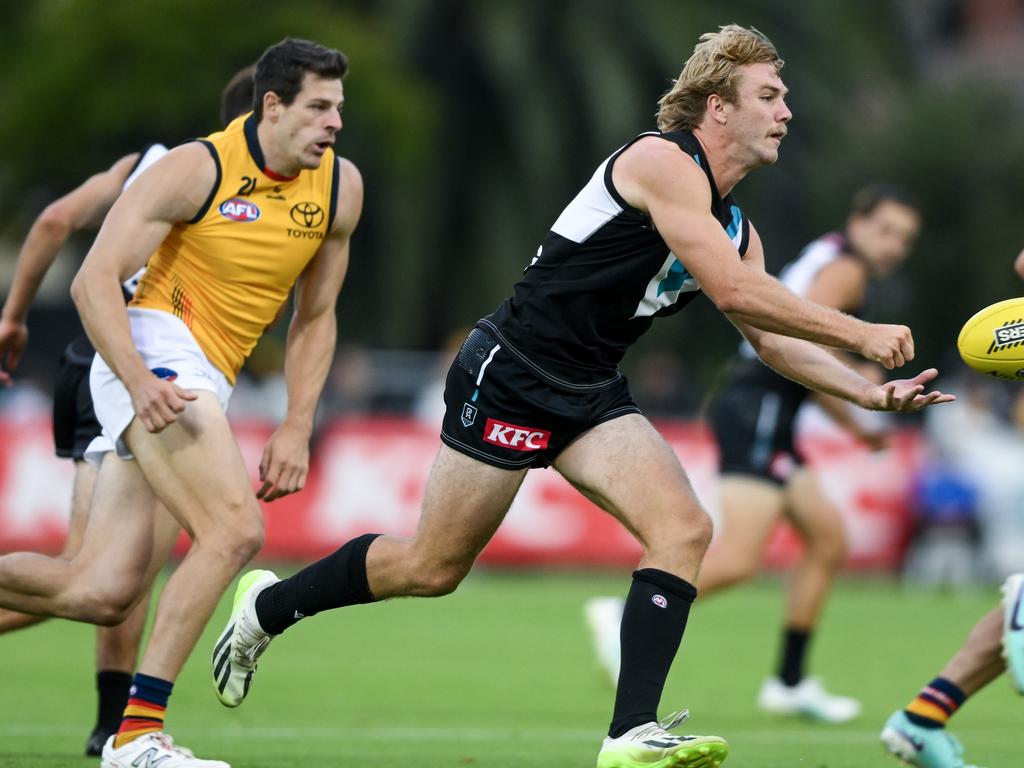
[703,185,922,721]
[216,26,953,768]
[0,67,254,757]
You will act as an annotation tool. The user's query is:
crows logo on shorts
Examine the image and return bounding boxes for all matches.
[150,367,179,382]
[483,418,550,451]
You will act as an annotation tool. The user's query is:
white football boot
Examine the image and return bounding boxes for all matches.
[211,569,279,707]
[101,732,228,768]
[1001,572,1024,694]
[597,710,728,768]
[757,676,861,723]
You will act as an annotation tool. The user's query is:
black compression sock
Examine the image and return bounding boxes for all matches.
[95,670,133,732]
[255,533,381,634]
[778,627,811,686]
[608,569,698,738]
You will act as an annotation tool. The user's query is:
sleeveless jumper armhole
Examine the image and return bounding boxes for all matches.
[188,140,222,224]
[327,156,340,231]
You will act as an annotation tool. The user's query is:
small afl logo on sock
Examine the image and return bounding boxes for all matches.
[652,594,668,608]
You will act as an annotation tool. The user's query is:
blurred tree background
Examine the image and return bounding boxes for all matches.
[2,0,1024,397]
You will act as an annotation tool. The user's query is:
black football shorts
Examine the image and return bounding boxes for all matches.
[440,328,640,469]
[52,351,101,460]
[708,381,803,485]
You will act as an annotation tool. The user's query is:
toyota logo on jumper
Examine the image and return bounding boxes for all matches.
[290,202,324,228]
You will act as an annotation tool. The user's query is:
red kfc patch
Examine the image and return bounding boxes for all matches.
[482,418,551,451]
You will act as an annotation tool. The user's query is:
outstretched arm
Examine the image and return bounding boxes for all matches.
[257,158,364,502]
[613,138,914,369]
[738,319,954,412]
[0,153,139,382]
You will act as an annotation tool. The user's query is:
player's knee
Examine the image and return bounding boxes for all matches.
[202,506,265,565]
[216,524,265,567]
[233,522,266,563]
[72,581,142,626]
[809,526,848,570]
[656,508,713,554]
[413,562,471,597]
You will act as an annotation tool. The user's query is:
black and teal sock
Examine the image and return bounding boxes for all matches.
[113,673,173,748]
[608,569,698,738]
[905,677,967,728]
[95,670,133,734]
[778,627,811,686]
[255,533,381,634]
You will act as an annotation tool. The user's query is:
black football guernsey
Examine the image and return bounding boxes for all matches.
[480,130,749,391]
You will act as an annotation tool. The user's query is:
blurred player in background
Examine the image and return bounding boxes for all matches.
[215,26,953,768]
[0,36,359,768]
[880,254,1024,768]
[587,184,922,723]
[0,66,254,756]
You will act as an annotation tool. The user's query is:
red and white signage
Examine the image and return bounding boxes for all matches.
[0,416,920,569]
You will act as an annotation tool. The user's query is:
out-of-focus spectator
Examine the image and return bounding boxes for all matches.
[922,373,1024,576]
[322,342,374,417]
[227,336,287,424]
[902,461,982,587]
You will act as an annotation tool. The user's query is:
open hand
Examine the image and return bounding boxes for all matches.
[863,368,956,412]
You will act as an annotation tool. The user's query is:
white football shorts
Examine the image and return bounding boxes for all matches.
[85,307,233,463]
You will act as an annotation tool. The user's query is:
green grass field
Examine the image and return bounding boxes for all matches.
[1,570,1016,767]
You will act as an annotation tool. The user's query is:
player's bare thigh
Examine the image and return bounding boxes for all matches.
[366,444,526,598]
[123,390,262,549]
[551,413,712,580]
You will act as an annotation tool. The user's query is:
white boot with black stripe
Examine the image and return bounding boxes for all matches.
[596,710,728,768]
[211,569,278,707]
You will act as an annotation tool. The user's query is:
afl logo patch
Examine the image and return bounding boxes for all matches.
[150,367,179,382]
[652,594,668,609]
[219,197,261,222]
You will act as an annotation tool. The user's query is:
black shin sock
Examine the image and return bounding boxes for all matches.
[778,627,811,686]
[608,569,698,738]
[95,670,133,732]
[255,533,381,634]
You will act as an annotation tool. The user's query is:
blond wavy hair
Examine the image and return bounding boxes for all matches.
[657,25,783,133]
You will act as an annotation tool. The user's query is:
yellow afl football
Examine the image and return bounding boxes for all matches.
[957,297,1024,381]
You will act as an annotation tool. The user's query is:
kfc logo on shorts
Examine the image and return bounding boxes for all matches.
[219,197,261,222]
[483,418,551,451]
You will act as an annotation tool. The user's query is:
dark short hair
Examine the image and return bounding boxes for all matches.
[850,183,921,217]
[253,38,348,120]
[221,65,256,124]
